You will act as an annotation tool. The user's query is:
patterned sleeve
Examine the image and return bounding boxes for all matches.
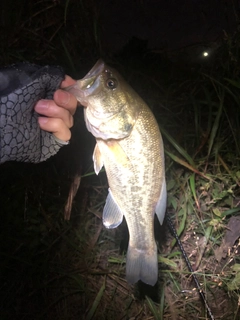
[0,63,66,164]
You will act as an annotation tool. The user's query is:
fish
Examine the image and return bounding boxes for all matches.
[66,60,167,286]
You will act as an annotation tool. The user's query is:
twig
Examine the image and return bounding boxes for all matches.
[64,172,82,220]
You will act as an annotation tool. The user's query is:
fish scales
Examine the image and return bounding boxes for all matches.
[100,108,164,285]
[66,60,167,286]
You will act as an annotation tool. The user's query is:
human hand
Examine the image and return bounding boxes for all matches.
[35,76,77,143]
[0,63,76,164]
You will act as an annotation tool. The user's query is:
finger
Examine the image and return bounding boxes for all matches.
[53,89,77,116]
[61,75,76,88]
[38,117,71,142]
[35,100,73,128]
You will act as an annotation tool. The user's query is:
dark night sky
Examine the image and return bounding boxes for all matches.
[0,0,238,66]
[99,0,238,52]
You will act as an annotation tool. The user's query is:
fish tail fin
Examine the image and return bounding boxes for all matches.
[126,245,158,286]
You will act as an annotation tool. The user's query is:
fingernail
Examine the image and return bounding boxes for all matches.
[38,117,49,124]
[56,90,70,104]
[35,100,49,110]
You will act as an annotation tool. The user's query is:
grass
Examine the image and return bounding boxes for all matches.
[1,0,240,319]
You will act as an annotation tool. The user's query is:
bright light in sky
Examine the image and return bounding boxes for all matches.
[203,51,209,57]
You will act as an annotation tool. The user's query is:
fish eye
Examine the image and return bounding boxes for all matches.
[106,78,117,90]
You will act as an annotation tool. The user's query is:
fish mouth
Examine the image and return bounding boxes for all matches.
[82,59,105,80]
[65,59,106,104]
[80,59,106,93]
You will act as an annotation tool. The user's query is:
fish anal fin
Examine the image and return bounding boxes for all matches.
[155,177,167,225]
[93,143,103,175]
[126,245,158,286]
[103,189,123,229]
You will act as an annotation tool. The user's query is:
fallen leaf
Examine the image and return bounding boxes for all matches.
[214,216,240,262]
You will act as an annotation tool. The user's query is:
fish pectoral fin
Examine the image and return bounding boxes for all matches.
[103,189,123,229]
[155,177,167,225]
[93,143,104,175]
[106,140,129,168]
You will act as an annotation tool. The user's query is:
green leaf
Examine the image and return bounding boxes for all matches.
[161,127,195,167]
[86,280,106,320]
[207,91,224,158]
[212,208,222,217]
[158,256,178,269]
[146,296,162,320]
[221,207,240,217]
[189,173,198,207]
[171,207,187,248]
[232,264,240,272]
[227,272,240,291]
[224,78,240,89]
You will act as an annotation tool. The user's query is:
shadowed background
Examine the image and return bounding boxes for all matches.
[1,1,240,319]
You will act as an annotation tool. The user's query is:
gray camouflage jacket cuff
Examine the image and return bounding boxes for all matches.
[0,63,66,164]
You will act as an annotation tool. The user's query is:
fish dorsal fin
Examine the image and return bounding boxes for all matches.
[93,143,104,175]
[155,177,167,225]
[103,189,123,229]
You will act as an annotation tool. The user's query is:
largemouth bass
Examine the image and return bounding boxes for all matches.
[67,60,167,286]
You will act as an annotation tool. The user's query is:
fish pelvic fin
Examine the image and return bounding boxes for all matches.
[103,189,123,229]
[126,245,158,286]
[155,177,167,225]
[93,143,104,175]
